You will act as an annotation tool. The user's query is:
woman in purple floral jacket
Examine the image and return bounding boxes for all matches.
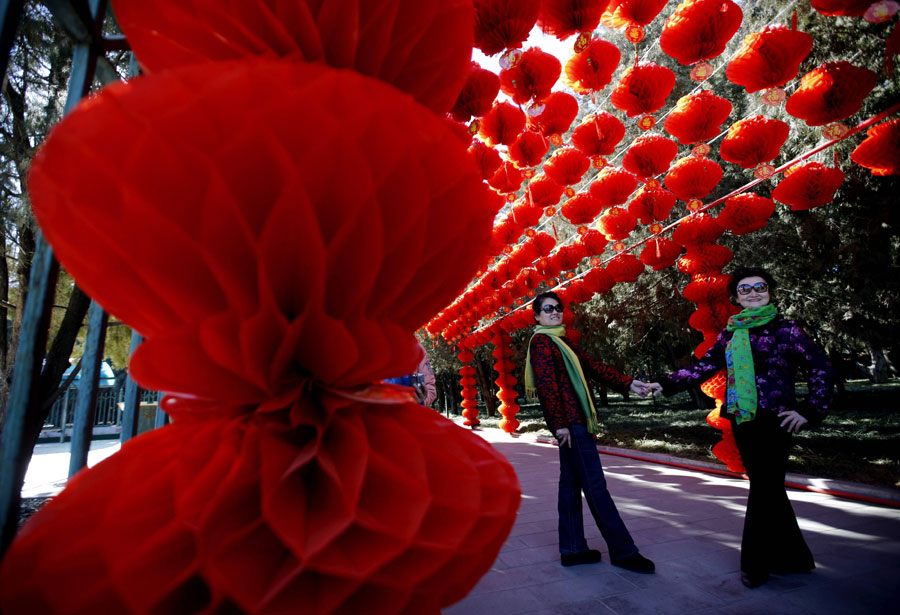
[648,267,834,589]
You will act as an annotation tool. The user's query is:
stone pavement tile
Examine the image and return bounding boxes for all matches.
[497,543,560,568]
[509,519,556,538]
[599,577,724,615]
[636,535,733,564]
[775,566,899,615]
[517,529,559,548]
[520,568,640,604]
[465,562,574,596]
[443,585,545,615]
[524,598,617,615]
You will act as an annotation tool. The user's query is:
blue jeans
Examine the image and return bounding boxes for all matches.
[558,423,638,559]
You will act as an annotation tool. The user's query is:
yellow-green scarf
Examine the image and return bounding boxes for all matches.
[525,325,600,434]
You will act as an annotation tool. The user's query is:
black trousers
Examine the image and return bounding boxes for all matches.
[732,411,814,575]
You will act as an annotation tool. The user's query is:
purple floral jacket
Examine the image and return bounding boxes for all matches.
[658,316,834,425]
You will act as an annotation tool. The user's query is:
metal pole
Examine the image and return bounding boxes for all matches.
[119,331,142,443]
[154,393,168,429]
[68,301,107,477]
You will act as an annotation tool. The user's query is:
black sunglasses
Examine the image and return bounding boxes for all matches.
[736,282,769,295]
[540,304,564,314]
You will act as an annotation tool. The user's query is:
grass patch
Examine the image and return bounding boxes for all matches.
[458,379,900,490]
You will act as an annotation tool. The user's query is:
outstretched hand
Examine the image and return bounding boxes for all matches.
[630,379,651,398]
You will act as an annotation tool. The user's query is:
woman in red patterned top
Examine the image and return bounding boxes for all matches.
[525,291,655,572]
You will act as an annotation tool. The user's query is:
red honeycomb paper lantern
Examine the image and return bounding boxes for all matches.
[851,118,900,177]
[526,174,566,208]
[622,134,678,179]
[553,243,588,271]
[6,59,520,615]
[771,161,846,210]
[717,193,775,235]
[672,213,724,247]
[606,253,645,282]
[451,62,502,122]
[785,61,878,126]
[601,0,668,28]
[527,91,580,135]
[544,147,591,186]
[682,273,731,303]
[598,206,638,240]
[665,156,724,201]
[589,166,639,206]
[490,218,526,255]
[576,228,610,255]
[489,161,525,193]
[468,140,503,179]
[726,24,813,93]
[811,0,873,16]
[499,47,562,104]
[509,130,550,167]
[639,237,682,270]
[538,0,610,40]
[581,266,616,295]
[571,112,627,156]
[628,184,678,223]
[563,37,621,93]
[719,116,790,169]
[610,62,676,117]
[474,0,542,55]
[561,192,605,225]
[677,243,733,275]
[479,101,526,146]
[445,117,475,146]
[110,0,473,115]
[511,200,544,226]
[660,0,743,65]
[664,90,733,144]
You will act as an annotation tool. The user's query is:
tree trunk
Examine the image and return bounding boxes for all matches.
[868,339,891,384]
[474,358,497,418]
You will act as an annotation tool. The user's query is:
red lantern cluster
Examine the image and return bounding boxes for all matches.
[571,112,627,156]
[719,116,790,169]
[499,47,562,104]
[717,193,776,235]
[660,0,743,65]
[664,91,733,144]
[772,161,846,210]
[469,140,503,179]
[563,37,621,93]
[451,63,502,122]
[851,118,900,177]
[458,348,480,427]
[664,156,724,200]
[492,329,521,433]
[473,0,541,55]
[726,25,814,93]
[622,134,678,178]
[538,0,608,40]
[785,61,878,126]
[610,62,676,117]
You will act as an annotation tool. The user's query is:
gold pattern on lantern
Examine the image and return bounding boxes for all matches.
[525,228,537,237]
[590,256,601,266]
[613,241,626,252]
[499,48,523,70]
[649,223,663,234]
[625,25,645,43]
[576,225,588,234]
[691,143,711,157]
[545,206,556,216]
[549,134,564,146]
[644,178,661,189]
[754,164,776,179]
[822,123,849,140]
[574,32,591,52]
[564,271,576,280]
[689,62,714,82]
[506,193,517,202]
[761,88,786,106]
[564,186,576,197]
[864,1,899,23]
[638,115,656,130]
[523,168,536,179]
[468,119,480,135]
[592,157,608,169]
[686,199,703,212]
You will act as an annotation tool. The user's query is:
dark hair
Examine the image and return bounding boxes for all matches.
[533,291,563,315]
[728,266,777,297]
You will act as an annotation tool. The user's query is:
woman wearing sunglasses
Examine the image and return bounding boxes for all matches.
[646,267,834,589]
[524,291,656,573]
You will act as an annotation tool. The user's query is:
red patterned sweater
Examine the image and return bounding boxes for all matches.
[529,334,633,433]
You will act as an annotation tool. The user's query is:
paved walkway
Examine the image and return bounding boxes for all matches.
[446,428,900,615]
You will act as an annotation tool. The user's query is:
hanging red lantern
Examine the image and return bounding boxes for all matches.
[508,130,549,168]
[688,302,736,334]
[622,134,678,179]
[719,116,790,169]
[771,161,845,210]
[515,267,544,291]
[601,0,668,28]
[851,118,900,176]
[660,0,743,65]
[571,112,627,156]
[639,237,682,270]
[509,241,540,269]
[561,192,605,225]
[488,161,525,193]
[717,193,776,235]
[582,267,616,295]
[785,61,878,126]
[451,63,501,122]
[576,228,609,255]
[531,231,558,257]
[606,253,645,282]
[511,201,543,226]
[563,37,621,93]
[490,218,525,255]
[544,147,591,185]
[811,0,873,16]
[664,156,724,200]
[553,243,588,271]
[610,62,676,117]
[598,206,638,240]
[726,25,814,93]
[445,117,475,146]
[527,91,580,135]
[479,101,526,146]
[468,140,503,179]
[526,174,566,208]
[589,166,639,206]
[538,0,609,40]
[473,0,542,55]
[664,90,733,144]
[677,243,733,274]
[537,255,563,279]
[628,184,677,223]
[682,273,731,303]
[672,213,724,246]
[499,47,562,104]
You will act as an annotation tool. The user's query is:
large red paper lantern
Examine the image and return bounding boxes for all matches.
[677,243,733,274]
[451,62,502,122]
[512,200,544,226]
[563,37,621,94]
[660,0,743,65]
[544,147,591,186]
[601,0,668,28]
[469,140,503,179]
[622,134,678,178]
[110,0,473,115]
[689,302,735,333]
[538,0,611,40]
[479,101,526,146]
[589,166,638,206]
[499,47,562,104]
[582,267,616,294]
[490,218,526,254]
[771,161,846,210]
[571,112,627,156]
[664,90,733,144]
[717,193,776,235]
[553,243,588,271]
[576,228,609,255]
[851,118,900,177]
[446,117,475,146]
[628,185,677,223]
[811,0,873,16]
[785,61,878,126]
[683,274,731,303]
[527,91,580,135]
[610,62,676,117]
[508,130,550,168]
[526,174,566,207]
[664,156,724,201]
[561,192,605,225]
[726,24,814,93]
[672,213,725,247]
[719,116,790,169]
[598,206,638,240]
[489,161,525,193]
[639,237,682,270]
[474,0,542,55]
[6,60,520,614]
[606,253,644,282]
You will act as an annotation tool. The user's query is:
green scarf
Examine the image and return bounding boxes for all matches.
[725,304,777,424]
[525,325,600,434]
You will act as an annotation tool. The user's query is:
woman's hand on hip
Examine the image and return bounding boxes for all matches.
[555,427,572,447]
[778,410,808,433]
